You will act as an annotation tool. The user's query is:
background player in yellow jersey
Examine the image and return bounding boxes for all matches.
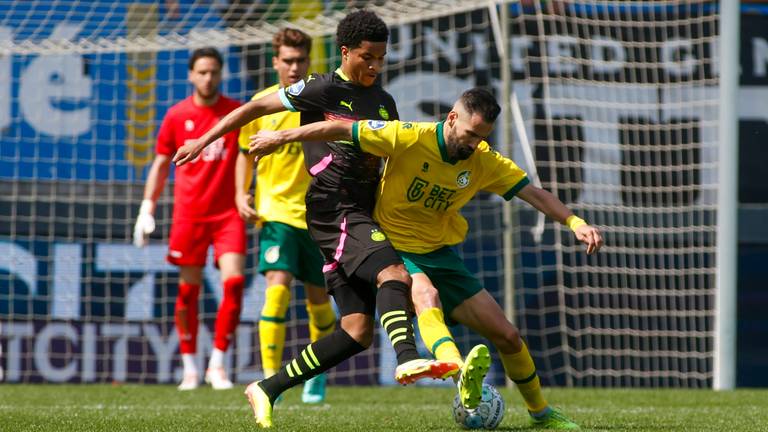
[248,88,604,430]
[234,28,335,404]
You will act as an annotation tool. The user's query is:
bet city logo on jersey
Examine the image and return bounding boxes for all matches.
[406,177,456,211]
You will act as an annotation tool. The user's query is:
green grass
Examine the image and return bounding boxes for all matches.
[0,384,765,431]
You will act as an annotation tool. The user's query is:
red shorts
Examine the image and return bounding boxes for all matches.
[167,209,246,267]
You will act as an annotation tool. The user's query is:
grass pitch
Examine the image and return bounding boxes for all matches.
[0,384,765,431]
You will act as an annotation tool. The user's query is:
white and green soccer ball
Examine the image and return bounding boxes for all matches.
[451,383,505,429]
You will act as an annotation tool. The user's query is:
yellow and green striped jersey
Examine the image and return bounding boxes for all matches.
[238,84,310,229]
[353,120,530,254]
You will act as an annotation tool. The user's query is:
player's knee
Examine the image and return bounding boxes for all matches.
[177,282,199,305]
[223,275,245,297]
[351,330,373,348]
[493,326,522,353]
[411,283,440,314]
[265,270,293,287]
[376,264,411,287]
[341,318,374,348]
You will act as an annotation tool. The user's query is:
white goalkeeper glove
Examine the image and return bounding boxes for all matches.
[133,199,156,247]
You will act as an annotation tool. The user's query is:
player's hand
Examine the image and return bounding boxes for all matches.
[574,224,603,255]
[173,138,204,166]
[248,130,285,158]
[133,199,156,247]
[236,193,260,224]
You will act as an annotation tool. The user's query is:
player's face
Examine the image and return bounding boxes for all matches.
[273,45,310,87]
[188,56,222,101]
[445,110,494,160]
[341,41,387,87]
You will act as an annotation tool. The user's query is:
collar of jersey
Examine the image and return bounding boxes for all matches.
[436,121,458,165]
[334,67,351,82]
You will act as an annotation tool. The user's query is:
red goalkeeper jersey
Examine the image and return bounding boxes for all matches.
[156,95,241,222]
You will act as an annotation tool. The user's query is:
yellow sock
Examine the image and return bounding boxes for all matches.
[499,342,548,413]
[417,307,463,366]
[306,300,336,342]
[259,284,291,375]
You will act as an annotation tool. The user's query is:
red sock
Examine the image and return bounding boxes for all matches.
[213,275,245,351]
[175,283,200,354]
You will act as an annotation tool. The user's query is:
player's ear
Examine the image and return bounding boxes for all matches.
[447,110,458,126]
[272,55,279,71]
[340,46,349,60]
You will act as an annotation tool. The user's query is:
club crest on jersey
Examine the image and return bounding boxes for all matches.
[378,105,390,120]
[264,246,280,264]
[287,80,305,96]
[367,120,386,130]
[371,229,387,242]
[456,170,471,188]
[184,120,194,131]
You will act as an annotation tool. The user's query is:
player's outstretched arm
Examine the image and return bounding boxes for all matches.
[516,184,604,254]
[248,120,353,158]
[173,92,285,166]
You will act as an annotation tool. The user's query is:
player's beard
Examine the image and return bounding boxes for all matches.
[454,145,474,160]
[196,87,219,103]
[446,129,474,160]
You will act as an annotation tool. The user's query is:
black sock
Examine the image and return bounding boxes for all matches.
[377,279,419,365]
[259,329,366,403]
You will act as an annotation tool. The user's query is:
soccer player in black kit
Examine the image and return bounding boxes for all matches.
[173,11,458,427]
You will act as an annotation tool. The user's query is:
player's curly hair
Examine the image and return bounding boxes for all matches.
[336,10,389,49]
[459,88,501,123]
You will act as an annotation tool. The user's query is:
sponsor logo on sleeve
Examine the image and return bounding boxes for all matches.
[286,80,305,96]
[367,120,386,130]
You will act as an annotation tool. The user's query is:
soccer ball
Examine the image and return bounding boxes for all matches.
[451,383,505,429]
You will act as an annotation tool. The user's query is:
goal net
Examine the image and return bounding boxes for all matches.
[509,1,719,388]
[0,0,720,388]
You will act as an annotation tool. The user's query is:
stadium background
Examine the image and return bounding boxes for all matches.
[0,1,765,389]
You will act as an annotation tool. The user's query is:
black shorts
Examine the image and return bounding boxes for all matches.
[325,247,403,317]
[307,205,398,278]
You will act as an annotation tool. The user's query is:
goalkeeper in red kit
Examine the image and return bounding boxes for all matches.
[133,47,246,391]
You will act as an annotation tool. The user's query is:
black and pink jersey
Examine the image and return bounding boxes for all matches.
[277,68,399,213]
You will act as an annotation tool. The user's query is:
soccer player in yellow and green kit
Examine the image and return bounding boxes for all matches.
[248,88,604,429]
[234,28,336,404]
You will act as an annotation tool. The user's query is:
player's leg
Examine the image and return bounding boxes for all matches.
[299,227,337,345]
[405,250,488,408]
[167,219,210,391]
[259,269,293,379]
[245,270,371,427]
[264,222,336,403]
[177,265,203,390]
[246,313,369,427]
[411,273,463,368]
[205,251,245,390]
[451,290,579,429]
[304,282,335,343]
[356,250,458,384]
[301,282,335,403]
[206,212,247,389]
[257,222,302,379]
